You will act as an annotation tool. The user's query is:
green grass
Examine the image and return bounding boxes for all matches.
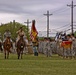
[0,53,76,75]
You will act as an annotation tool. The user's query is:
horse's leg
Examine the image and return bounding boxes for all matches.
[7,51,9,59]
[17,49,20,59]
[21,50,23,59]
[1,47,3,52]
[18,52,20,59]
[0,46,3,52]
[17,51,19,59]
[16,48,19,59]
[4,50,6,59]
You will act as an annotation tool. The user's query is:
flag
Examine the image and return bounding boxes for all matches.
[61,41,72,48]
[30,20,38,41]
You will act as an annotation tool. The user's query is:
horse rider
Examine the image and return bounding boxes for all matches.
[3,29,13,51]
[16,27,26,45]
[3,29,12,43]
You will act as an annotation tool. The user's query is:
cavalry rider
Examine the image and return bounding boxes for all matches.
[3,29,13,50]
[3,29,12,43]
[16,27,26,45]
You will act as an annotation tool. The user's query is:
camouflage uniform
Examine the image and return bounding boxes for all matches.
[45,41,52,57]
[43,38,52,57]
[32,41,38,56]
[3,30,12,42]
[38,40,44,53]
[43,39,47,54]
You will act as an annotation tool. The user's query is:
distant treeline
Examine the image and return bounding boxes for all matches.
[0,20,30,41]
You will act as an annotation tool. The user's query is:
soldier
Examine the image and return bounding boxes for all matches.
[3,29,12,43]
[32,38,39,56]
[70,34,76,57]
[46,38,52,57]
[38,39,43,53]
[44,38,52,57]
[38,39,44,54]
[43,38,47,54]
[16,27,26,45]
[3,29,13,52]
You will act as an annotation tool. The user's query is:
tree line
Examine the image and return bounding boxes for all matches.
[0,20,30,41]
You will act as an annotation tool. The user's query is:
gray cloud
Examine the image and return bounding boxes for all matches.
[0,0,76,36]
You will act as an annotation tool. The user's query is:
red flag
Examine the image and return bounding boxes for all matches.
[30,20,38,41]
[61,41,72,48]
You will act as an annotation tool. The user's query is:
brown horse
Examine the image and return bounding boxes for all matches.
[3,37,12,59]
[16,35,26,59]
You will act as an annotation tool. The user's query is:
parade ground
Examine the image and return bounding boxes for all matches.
[0,53,76,75]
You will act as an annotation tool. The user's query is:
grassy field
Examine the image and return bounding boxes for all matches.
[0,53,76,75]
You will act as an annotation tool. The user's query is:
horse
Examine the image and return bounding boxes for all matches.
[3,37,12,59]
[16,35,26,59]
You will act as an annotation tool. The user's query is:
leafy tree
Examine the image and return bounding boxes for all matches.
[0,21,30,41]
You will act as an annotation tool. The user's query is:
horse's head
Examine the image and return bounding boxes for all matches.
[20,42,24,49]
[17,36,25,49]
[6,37,10,41]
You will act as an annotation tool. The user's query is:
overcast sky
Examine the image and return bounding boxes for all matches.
[0,0,76,36]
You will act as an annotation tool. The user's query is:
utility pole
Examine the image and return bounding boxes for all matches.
[44,10,52,37]
[13,20,15,29]
[24,19,31,39]
[67,0,76,34]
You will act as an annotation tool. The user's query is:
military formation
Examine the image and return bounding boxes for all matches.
[38,33,76,58]
[0,28,76,59]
